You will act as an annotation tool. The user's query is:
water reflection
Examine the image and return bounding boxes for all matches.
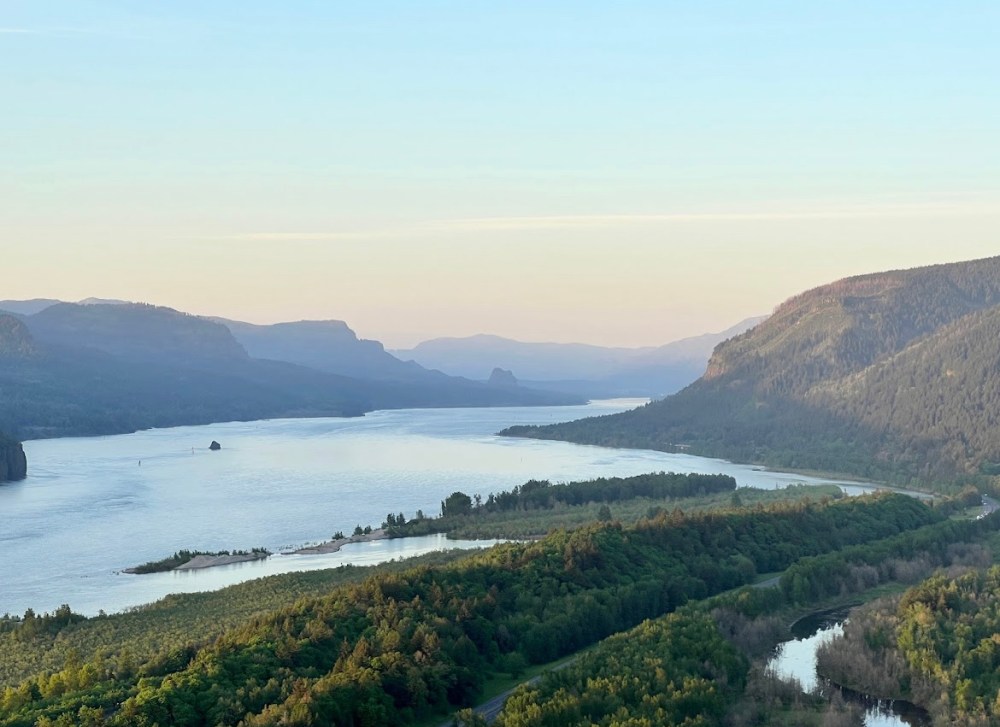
[768,608,930,726]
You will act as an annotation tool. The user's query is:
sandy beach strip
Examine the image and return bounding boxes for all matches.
[288,529,387,555]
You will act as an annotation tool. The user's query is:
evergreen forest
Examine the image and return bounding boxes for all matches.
[1,492,985,726]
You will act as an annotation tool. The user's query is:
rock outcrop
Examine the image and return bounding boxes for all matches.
[0,435,27,481]
[488,367,519,387]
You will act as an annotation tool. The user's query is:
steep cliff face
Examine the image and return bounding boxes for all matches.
[0,435,27,481]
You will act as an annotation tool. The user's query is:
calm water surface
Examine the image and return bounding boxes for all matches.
[769,611,930,726]
[2,399,872,616]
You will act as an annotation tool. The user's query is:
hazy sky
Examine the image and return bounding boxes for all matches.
[3,2,999,347]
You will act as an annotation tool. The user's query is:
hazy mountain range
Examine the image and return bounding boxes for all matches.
[0,301,582,440]
[0,296,767,444]
[504,255,1000,483]
[393,317,765,398]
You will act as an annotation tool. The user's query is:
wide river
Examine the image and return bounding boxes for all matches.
[1,399,872,617]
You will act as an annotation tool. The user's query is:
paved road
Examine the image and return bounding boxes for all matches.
[751,574,782,589]
[439,657,579,726]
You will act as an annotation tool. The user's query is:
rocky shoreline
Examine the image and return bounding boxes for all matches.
[0,436,27,482]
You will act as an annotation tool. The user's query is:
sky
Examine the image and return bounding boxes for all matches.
[2,2,999,348]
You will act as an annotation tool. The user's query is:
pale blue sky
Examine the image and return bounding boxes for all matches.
[3,2,999,346]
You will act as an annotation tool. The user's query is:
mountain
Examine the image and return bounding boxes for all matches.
[502,256,1000,483]
[0,303,580,440]
[77,297,129,306]
[0,311,369,439]
[216,318,429,381]
[213,317,581,404]
[28,303,248,367]
[393,317,765,398]
[0,315,39,359]
[0,297,128,316]
[0,299,60,316]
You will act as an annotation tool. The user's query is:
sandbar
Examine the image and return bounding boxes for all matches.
[174,552,269,570]
[288,529,387,555]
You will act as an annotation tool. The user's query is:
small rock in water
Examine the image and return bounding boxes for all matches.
[209,441,221,451]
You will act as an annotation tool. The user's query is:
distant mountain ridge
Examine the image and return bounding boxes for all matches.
[503,256,1000,483]
[0,301,581,440]
[216,318,430,382]
[0,299,61,317]
[394,317,765,397]
[29,303,248,367]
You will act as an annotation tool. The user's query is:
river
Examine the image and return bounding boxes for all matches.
[1,399,874,617]
[768,609,930,726]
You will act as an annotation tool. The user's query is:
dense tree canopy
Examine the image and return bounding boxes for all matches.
[0,494,938,726]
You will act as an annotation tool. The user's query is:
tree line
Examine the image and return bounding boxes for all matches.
[388,472,737,537]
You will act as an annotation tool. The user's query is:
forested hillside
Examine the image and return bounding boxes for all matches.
[0,494,938,726]
[504,256,1000,483]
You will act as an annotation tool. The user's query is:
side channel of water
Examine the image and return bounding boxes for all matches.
[767,608,930,726]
